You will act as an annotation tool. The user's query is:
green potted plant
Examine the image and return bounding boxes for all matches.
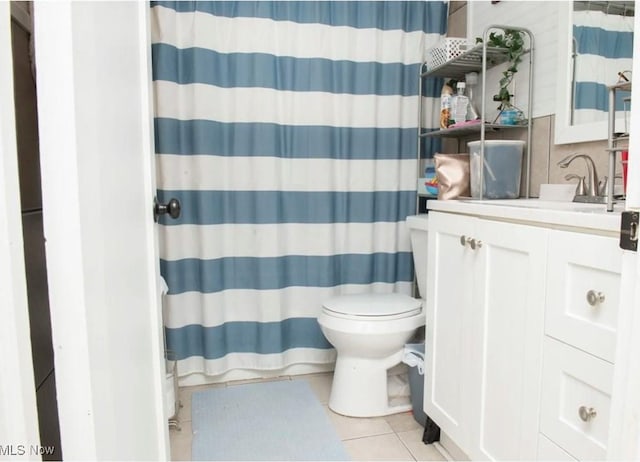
[476,29,526,124]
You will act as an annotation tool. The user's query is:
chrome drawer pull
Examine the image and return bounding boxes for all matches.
[586,290,605,306]
[460,235,472,247]
[470,239,483,250]
[578,406,597,422]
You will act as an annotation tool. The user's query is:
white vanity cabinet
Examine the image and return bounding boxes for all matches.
[539,231,622,461]
[424,203,624,461]
[425,211,547,460]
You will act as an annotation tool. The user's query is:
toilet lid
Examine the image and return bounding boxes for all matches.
[322,293,422,319]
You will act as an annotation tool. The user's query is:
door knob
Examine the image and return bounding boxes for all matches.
[586,290,605,306]
[460,235,473,247]
[154,197,181,222]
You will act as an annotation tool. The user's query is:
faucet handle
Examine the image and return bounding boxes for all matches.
[558,154,599,196]
[565,174,586,196]
[598,176,608,196]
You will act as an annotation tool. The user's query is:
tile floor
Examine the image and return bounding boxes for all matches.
[169,372,447,461]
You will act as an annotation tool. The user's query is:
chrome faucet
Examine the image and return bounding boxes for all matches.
[557,154,599,197]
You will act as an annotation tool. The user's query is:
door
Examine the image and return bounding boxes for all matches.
[424,211,476,454]
[33,2,168,460]
[0,2,41,454]
[608,11,640,459]
[471,219,547,461]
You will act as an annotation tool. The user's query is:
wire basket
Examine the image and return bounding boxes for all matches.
[425,38,469,70]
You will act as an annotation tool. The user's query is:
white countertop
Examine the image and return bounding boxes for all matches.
[426,198,624,235]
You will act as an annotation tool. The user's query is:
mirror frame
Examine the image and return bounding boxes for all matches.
[555,1,629,144]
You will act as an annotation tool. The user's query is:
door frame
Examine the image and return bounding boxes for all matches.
[0,1,41,452]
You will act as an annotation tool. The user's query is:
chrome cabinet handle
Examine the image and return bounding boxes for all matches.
[586,290,605,306]
[469,239,483,250]
[460,235,473,247]
[578,406,597,422]
[460,236,482,250]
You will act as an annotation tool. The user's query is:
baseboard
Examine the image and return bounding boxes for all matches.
[438,432,470,461]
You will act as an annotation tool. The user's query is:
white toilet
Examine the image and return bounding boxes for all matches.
[318,214,429,417]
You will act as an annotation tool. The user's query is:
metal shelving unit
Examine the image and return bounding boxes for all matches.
[606,80,631,212]
[417,26,534,206]
[419,123,525,139]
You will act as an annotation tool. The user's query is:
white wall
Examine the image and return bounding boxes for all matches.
[468,0,561,119]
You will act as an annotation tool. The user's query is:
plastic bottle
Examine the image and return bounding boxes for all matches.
[452,82,469,125]
[464,72,480,120]
[440,81,453,129]
[423,158,438,196]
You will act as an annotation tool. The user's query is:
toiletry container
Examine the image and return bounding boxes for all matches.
[468,140,525,199]
[452,82,469,124]
[440,82,453,129]
[464,72,480,120]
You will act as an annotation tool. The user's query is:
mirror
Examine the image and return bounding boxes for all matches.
[555,1,634,144]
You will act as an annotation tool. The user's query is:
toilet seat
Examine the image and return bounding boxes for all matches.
[322,293,422,321]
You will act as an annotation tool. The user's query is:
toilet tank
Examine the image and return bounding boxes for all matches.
[406,214,429,298]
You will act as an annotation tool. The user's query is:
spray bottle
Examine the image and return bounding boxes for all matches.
[439,80,454,129]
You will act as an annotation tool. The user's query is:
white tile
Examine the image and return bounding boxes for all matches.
[397,429,447,462]
[292,372,334,404]
[343,433,415,461]
[385,411,423,433]
[177,383,225,422]
[169,419,192,461]
[325,407,394,440]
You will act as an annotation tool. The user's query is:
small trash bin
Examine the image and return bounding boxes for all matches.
[402,343,428,427]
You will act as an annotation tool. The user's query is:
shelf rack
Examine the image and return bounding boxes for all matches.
[419,123,525,139]
[417,26,534,206]
[606,81,631,212]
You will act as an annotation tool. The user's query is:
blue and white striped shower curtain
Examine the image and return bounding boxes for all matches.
[151,1,446,378]
[573,9,633,125]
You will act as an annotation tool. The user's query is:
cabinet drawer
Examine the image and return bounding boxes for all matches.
[545,231,622,362]
[537,434,577,461]
[540,337,613,461]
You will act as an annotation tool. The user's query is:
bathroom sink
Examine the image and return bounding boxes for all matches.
[427,197,624,233]
[461,198,625,213]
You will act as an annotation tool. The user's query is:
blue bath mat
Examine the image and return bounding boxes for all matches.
[191,380,350,461]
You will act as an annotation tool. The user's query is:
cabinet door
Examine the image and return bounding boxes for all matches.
[540,337,613,461]
[545,231,622,362]
[424,211,476,454]
[470,219,548,461]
